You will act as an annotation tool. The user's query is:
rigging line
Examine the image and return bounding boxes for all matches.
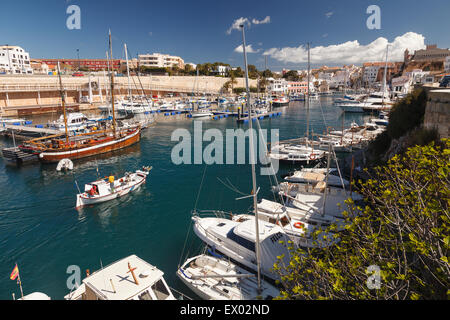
[216,177,248,196]
[193,165,208,212]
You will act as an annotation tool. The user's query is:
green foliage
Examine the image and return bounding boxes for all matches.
[388,89,427,139]
[275,140,450,300]
[369,130,392,157]
[139,66,168,74]
[283,70,300,81]
[233,87,259,94]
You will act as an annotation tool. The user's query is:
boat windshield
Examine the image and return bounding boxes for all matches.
[151,279,171,300]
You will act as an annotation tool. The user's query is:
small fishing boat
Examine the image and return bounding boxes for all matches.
[75,166,152,208]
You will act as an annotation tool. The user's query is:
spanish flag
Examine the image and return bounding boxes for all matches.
[10,264,19,281]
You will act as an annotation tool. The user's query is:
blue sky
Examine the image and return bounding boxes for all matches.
[1,0,448,70]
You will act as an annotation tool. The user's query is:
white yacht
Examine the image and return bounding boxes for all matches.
[65,255,175,300]
[192,215,291,281]
[277,181,363,219]
[268,142,326,164]
[48,113,89,132]
[284,168,349,188]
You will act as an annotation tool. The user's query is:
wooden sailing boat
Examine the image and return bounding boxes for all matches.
[19,31,141,163]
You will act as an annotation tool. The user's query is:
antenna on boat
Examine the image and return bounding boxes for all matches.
[240,24,262,294]
[109,29,117,138]
[57,61,69,144]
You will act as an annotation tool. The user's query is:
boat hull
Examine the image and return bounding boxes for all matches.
[76,174,146,208]
[36,129,141,163]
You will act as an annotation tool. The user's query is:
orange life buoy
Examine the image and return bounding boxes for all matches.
[310,153,317,161]
[294,222,304,229]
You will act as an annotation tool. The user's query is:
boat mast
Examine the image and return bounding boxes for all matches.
[124,43,133,106]
[56,61,69,144]
[381,45,389,107]
[109,30,117,137]
[241,24,262,293]
[306,42,311,144]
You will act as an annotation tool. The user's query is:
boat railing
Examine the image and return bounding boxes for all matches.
[169,287,194,301]
[192,209,234,220]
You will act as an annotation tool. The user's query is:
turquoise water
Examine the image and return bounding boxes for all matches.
[0,98,369,299]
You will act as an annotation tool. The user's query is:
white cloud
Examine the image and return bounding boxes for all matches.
[234,44,260,53]
[263,32,426,64]
[227,16,271,34]
[252,16,271,25]
[227,17,251,35]
[325,12,334,18]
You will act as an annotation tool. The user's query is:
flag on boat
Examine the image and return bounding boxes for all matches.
[10,264,19,281]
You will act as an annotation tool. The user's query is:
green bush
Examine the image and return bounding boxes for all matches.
[387,89,427,139]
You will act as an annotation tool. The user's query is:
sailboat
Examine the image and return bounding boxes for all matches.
[178,26,289,299]
[18,32,141,163]
[190,70,213,118]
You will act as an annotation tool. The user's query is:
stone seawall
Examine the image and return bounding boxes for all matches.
[424,89,450,139]
[0,75,257,117]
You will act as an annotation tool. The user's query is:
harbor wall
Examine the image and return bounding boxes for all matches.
[0,75,257,117]
[424,89,450,139]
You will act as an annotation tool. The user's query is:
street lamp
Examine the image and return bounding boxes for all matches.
[77,49,80,71]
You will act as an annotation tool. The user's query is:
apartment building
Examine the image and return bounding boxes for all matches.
[138,53,185,69]
[0,45,33,74]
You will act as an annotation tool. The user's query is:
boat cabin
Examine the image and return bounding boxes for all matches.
[65,255,175,300]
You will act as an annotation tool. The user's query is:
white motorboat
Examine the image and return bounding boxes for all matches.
[192,215,292,281]
[256,198,347,232]
[75,166,152,208]
[190,109,213,118]
[284,168,349,188]
[48,113,89,132]
[268,143,326,164]
[65,254,175,300]
[177,254,279,300]
[277,181,363,219]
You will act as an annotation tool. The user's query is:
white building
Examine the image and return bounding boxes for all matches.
[212,65,230,76]
[391,76,412,95]
[405,69,430,84]
[445,56,450,73]
[267,78,289,94]
[363,66,380,84]
[0,45,33,74]
[138,53,185,69]
[185,62,197,70]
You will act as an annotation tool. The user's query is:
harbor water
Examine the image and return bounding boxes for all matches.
[0,98,370,299]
